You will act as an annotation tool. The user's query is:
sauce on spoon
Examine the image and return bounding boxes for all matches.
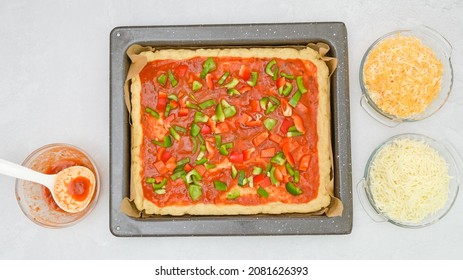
[52,166,96,213]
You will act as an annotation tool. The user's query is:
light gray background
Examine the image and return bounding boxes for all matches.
[0,0,462,259]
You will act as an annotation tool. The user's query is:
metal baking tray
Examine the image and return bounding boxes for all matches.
[109,22,352,236]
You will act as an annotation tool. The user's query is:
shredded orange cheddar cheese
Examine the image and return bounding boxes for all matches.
[363,35,443,118]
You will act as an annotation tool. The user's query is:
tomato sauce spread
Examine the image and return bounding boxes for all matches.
[138,56,319,207]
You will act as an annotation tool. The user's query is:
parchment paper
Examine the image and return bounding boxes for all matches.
[121,43,343,218]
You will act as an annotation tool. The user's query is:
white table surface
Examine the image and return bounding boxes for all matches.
[1,0,462,260]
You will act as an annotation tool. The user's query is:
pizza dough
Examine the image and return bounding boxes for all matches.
[129,47,332,216]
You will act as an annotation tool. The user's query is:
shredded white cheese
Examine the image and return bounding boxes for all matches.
[363,35,443,118]
[369,138,450,224]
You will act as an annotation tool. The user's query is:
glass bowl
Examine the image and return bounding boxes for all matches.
[360,26,453,127]
[15,143,100,228]
[357,133,461,228]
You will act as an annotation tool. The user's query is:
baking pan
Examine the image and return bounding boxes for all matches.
[109,22,352,236]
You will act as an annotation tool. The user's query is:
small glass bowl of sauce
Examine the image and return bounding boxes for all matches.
[15,143,100,228]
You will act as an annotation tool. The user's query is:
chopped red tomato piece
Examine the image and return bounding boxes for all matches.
[175,65,188,77]
[229,151,244,164]
[239,113,251,123]
[258,177,272,188]
[184,163,193,172]
[156,147,166,161]
[276,77,286,89]
[281,142,295,166]
[156,91,168,111]
[290,146,304,164]
[206,74,215,90]
[207,118,217,133]
[280,98,292,116]
[278,137,291,148]
[260,147,276,158]
[243,148,255,161]
[279,165,289,178]
[286,152,295,166]
[292,114,306,133]
[165,157,177,172]
[188,73,195,84]
[280,118,293,134]
[299,154,311,171]
[254,174,265,184]
[274,165,285,181]
[160,150,172,163]
[200,124,212,134]
[215,122,230,133]
[178,107,189,117]
[196,165,207,176]
[250,100,261,112]
[252,131,269,147]
[154,160,168,175]
[205,141,215,159]
[239,65,251,80]
[239,85,252,94]
[169,100,179,109]
[269,133,282,144]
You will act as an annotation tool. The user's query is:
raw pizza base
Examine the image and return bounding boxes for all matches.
[130,47,332,216]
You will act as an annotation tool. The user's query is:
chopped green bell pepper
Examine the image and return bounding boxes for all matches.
[224,105,237,118]
[237,170,246,186]
[270,152,286,166]
[265,59,277,78]
[168,69,178,87]
[188,184,202,201]
[190,123,201,137]
[151,135,173,148]
[199,99,217,110]
[214,180,227,191]
[227,189,240,200]
[288,90,302,108]
[281,83,293,96]
[218,71,230,85]
[192,81,203,92]
[280,72,294,79]
[186,101,199,110]
[247,71,259,86]
[231,165,238,179]
[194,111,209,123]
[157,74,167,86]
[227,88,240,96]
[286,182,302,196]
[146,178,167,190]
[173,125,187,133]
[252,166,263,175]
[296,76,307,94]
[145,107,160,119]
[169,127,180,141]
[263,118,277,130]
[257,187,269,198]
[200,57,216,79]
[215,103,225,122]
[224,77,239,89]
